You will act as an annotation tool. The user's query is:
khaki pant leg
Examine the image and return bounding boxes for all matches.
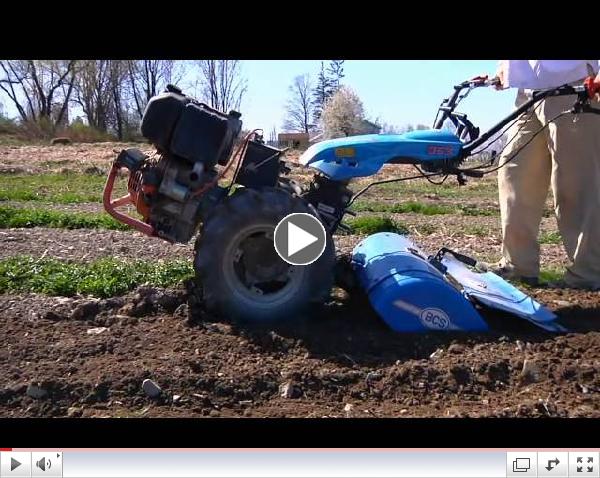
[540,85,600,288]
[498,90,552,277]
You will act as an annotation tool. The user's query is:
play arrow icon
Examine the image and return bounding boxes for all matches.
[546,458,560,471]
[274,213,327,266]
[287,221,318,257]
[11,458,21,471]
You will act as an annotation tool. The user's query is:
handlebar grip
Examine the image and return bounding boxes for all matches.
[488,77,502,87]
[584,76,600,98]
[450,251,477,267]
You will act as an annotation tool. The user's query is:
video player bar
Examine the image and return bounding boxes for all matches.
[0,450,598,478]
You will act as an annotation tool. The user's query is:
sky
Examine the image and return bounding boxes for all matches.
[0,60,517,135]
[237,60,515,134]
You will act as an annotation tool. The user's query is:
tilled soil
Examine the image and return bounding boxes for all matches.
[1,283,600,418]
[0,143,147,174]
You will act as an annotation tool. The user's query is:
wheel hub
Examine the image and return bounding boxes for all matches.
[233,229,292,295]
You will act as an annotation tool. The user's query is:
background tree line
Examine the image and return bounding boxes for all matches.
[0,60,247,141]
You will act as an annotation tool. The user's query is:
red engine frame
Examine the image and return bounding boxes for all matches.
[102,163,157,237]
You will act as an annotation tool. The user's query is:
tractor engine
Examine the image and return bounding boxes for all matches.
[105,85,243,244]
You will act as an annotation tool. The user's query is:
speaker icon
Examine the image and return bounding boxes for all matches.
[35,457,51,471]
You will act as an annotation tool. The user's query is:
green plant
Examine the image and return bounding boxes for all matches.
[0,256,194,297]
[345,216,408,235]
[0,206,128,230]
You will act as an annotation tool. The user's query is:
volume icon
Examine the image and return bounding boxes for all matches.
[35,457,51,471]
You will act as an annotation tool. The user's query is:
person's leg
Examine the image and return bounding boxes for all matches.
[497,90,552,280]
[541,87,600,289]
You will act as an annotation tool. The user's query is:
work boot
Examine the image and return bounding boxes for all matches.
[483,261,540,287]
[545,278,600,291]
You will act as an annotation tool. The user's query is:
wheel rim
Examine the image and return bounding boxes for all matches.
[223,223,305,307]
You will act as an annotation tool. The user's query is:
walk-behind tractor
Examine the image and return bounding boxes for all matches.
[103,77,600,332]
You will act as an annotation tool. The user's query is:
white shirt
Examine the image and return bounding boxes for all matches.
[500,60,600,89]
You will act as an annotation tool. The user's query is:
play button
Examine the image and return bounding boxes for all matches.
[11,458,21,471]
[274,213,327,265]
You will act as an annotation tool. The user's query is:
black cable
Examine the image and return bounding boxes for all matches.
[460,109,570,176]
[413,164,449,185]
[346,169,446,208]
[459,100,548,172]
[468,100,543,161]
[229,129,263,189]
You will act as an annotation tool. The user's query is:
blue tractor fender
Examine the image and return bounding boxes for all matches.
[351,232,489,332]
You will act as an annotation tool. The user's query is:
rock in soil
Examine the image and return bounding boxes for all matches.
[280,382,302,399]
[87,327,108,335]
[520,359,540,384]
[142,379,162,398]
[67,407,84,417]
[448,343,466,354]
[26,384,48,399]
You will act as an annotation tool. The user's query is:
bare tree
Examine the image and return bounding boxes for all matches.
[320,86,365,138]
[0,60,77,129]
[74,60,113,131]
[127,60,179,119]
[283,74,314,133]
[108,60,130,140]
[196,60,247,112]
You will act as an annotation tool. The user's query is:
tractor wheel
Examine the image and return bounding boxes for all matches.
[193,186,335,323]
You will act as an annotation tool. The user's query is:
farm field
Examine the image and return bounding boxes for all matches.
[1,142,599,418]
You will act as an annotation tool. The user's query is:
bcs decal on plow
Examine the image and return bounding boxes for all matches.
[419,308,452,330]
[427,145,454,156]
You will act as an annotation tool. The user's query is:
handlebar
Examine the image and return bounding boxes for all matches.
[465,75,502,88]
[467,74,599,96]
[584,76,600,99]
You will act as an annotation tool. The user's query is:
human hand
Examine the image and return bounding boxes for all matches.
[494,63,506,90]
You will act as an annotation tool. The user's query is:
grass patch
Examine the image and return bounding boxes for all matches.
[539,231,561,245]
[352,200,498,217]
[539,268,564,284]
[371,179,498,199]
[345,216,408,235]
[462,225,491,236]
[352,200,456,215]
[0,173,125,204]
[0,256,194,298]
[0,206,128,230]
[513,268,565,289]
[457,205,498,216]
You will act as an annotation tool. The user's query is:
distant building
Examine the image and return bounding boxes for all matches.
[277,132,310,149]
[359,120,382,134]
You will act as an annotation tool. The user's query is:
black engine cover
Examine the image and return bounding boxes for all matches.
[141,85,242,168]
